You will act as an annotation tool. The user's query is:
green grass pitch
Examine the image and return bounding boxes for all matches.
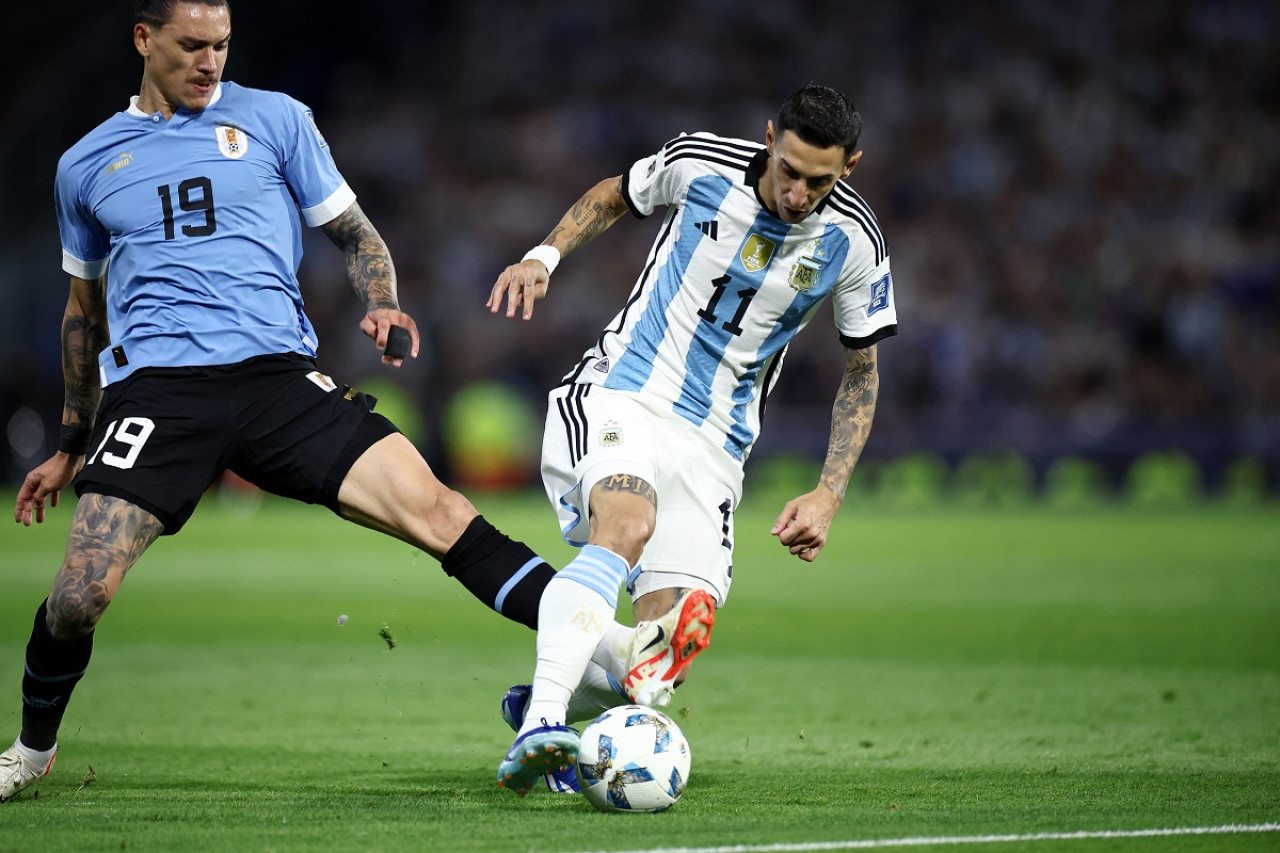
[1,488,1277,852]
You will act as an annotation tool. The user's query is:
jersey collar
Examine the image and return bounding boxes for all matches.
[747,149,770,213]
[126,82,225,117]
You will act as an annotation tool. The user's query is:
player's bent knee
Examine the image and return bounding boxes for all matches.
[339,435,472,528]
[45,593,106,641]
[359,479,477,558]
[593,511,655,556]
[421,487,477,541]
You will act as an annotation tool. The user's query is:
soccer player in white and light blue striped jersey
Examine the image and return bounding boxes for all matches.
[489,85,897,795]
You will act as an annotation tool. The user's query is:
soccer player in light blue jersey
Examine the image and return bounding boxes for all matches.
[488,85,897,796]
[1,0,560,803]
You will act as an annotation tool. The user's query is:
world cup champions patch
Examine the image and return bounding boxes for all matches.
[215,125,249,160]
[867,273,892,316]
[740,234,776,272]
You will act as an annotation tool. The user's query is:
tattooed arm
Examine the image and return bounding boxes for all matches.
[488,176,629,320]
[321,200,418,364]
[771,344,881,563]
[63,276,109,435]
[15,276,109,525]
[540,176,630,258]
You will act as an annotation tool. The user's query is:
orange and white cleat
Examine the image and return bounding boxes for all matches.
[623,589,716,707]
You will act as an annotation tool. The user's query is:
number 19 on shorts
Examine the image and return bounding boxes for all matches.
[88,417,156,469]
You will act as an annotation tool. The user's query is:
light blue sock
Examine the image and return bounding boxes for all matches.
[555,545,629,609]
[519,545,631,733]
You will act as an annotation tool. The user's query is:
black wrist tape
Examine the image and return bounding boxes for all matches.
[58,424,92,455]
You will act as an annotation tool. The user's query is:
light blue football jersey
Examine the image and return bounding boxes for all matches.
[562,132,898,462]
[55,82,356,386]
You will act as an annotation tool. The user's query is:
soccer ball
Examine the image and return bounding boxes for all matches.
[575,704,691,813]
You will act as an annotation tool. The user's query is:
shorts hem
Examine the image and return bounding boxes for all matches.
[73,481,182,535]
[628,568,727,607]
[320,413,399,511]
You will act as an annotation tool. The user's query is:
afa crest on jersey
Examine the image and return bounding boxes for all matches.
[215,125,249,160]
[789,256,821,292]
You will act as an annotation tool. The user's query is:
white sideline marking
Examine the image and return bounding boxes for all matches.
[566,823,1280,853]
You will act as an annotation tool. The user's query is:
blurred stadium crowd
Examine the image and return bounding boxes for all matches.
[1,0,1276,495]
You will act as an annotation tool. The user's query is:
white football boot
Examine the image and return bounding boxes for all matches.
[623,589,716,707]
[0,740,57,803]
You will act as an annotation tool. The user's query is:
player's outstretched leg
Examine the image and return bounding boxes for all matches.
[623,589,716,707]
[496,720,580,798]
[500,685,579,794]
[0,740,57,803]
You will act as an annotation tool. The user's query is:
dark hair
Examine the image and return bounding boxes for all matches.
[776,84,862,155]
[134,0,230,27]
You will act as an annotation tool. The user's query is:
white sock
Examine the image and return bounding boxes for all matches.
[566,622,632,722]
[518,546,630,736]
[593,620,632,677]
[14,738,56,767]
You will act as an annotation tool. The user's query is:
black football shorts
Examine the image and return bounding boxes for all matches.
[74,353,398,533]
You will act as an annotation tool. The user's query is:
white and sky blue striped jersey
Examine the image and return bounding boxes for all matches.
[55,82,356,386]
[561,131,897,462]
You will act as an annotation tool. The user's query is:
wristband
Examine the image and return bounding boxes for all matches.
[521,245,561,275]
[58,424,92,456]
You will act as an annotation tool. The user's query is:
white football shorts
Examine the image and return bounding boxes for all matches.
[542,383,742,606]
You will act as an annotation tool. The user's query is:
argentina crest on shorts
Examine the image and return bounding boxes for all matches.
[215,124,249,159]
[598,419,624,447]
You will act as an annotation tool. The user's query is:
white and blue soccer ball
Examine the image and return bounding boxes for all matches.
[575,704,691,813]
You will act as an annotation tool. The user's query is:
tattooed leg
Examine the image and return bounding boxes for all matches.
[47,493,164,639]
[19,494,163,750]
[586,474,658,568]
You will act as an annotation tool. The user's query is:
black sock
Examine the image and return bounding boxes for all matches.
[21,600,94,751]
[440,515,555,630]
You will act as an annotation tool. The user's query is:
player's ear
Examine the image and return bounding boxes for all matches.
[134,23,151,58]
[841,149,863,178]
[765,120,776,155]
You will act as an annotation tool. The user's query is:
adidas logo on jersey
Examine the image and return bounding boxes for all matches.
[694,220,719,240]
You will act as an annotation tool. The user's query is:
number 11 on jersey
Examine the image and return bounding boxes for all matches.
[697,274,758,337]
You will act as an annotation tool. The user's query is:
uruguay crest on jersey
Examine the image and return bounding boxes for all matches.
[215,124,249,159]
